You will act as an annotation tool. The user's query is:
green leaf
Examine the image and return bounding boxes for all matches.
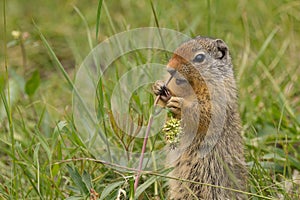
[129,177,135,200]
[135,175,159,198]
[273,148,300,171]
[99,181,124,200]
[25,70,40,96]
[82,170,93,190]
[54,120,68,133]
[66,165,89,195]
[51,164,60,178]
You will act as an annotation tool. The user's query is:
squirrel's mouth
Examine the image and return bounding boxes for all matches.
[167,66,177,76]
[166,66,188,85]
[175,78,188,85]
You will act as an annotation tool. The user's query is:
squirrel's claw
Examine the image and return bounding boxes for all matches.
[166,97,183,116]
[153,80,171,102]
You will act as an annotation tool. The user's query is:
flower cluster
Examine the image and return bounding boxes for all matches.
[162,117,182,149]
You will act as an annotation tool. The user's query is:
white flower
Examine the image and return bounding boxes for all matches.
[11,30,21,39]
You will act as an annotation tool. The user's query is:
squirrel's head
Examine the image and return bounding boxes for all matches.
[164,37,238,136]
[167,36,233,87]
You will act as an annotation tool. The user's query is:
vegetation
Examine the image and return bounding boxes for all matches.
[1,0,299,199]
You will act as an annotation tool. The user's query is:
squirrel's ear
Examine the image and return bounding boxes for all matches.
[214,39,229,60]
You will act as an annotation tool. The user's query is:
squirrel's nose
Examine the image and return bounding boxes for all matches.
[167,67,177,77]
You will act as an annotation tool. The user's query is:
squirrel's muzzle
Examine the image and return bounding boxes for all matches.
[167,66,177,77]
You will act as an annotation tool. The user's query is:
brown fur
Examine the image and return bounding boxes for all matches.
[153,36,247,199]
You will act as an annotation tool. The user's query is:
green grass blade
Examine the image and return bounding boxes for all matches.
[102,1,117,34]
[96,0,103,40]
[73,6,94,50]
[34,21,107,146]
[15,144,44,199]
[251,27,279,69]
[35,127,52,161]
[2,0,17,197]
[149,0,168,60]
[260,61,297,121]
[82,170,93,190]
[67,165,89,195]
[135,175,159,198]
[33,143,41,196]
[99,181,124,200]
[33,21,74,90]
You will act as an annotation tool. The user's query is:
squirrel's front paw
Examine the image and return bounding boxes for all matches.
[166,96,183,116]
[152,80,171,102]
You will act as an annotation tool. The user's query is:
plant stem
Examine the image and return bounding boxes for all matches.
[3,0,17,197]
[134,95,160,191]
[134,75,173,192]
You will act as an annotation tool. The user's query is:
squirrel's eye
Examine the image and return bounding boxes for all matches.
[193,53,205,63]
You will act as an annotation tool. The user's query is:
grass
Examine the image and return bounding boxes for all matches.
[1,0,300,199]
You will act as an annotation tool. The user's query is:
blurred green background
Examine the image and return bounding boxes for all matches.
[1,0,300,199]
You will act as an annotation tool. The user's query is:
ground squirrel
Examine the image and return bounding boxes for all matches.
[153,36,247,199]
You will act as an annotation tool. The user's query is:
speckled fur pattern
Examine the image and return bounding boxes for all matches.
[153,36,247,199]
